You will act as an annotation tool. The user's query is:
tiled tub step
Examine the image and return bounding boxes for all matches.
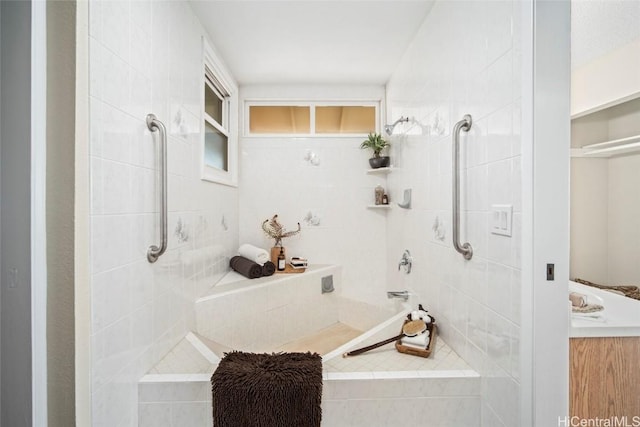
[139,372,480,427]
[139,333,480,427]
[322,372,480,427]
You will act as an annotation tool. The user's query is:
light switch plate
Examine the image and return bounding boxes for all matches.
[491,204,513,237]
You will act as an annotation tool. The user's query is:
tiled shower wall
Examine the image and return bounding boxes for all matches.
[238,85,390,306]
[88,1,238,425]
[385,1,522,426]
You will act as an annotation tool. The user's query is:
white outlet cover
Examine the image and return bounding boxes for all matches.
[491,204,513,237]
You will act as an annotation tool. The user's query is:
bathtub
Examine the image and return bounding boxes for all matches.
[569,280,640,337]
[194,264,405,356]
[139,265,481,426]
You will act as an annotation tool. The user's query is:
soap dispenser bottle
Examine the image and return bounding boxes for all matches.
[277,247,286,271]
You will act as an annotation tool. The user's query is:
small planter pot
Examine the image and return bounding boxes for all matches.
[369,156,390,169]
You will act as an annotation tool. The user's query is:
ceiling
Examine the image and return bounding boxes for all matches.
[190,0,640,85]
[189,1,435,85]
[571,0,640,70]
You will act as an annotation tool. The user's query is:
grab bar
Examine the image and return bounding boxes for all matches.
[146,114,168,263]
[452,114,473,260]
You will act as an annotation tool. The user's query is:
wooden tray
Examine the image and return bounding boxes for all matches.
[275,263,306,274]
[395,320,437,358]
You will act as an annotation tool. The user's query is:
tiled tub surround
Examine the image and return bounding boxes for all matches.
[385,0,523,425]
[238,91,389,308]
[139,267,480,426]
[87,1,239,425]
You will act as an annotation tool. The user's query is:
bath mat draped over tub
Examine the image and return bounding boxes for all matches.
[211,351,322,427]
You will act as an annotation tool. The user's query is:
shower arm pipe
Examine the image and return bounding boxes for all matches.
[452,114,473,261]
[146,114,168,263]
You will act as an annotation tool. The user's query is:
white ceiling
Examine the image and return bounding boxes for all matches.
[189,1,435,85]
[190,0,640,85]
[571,0,640,70]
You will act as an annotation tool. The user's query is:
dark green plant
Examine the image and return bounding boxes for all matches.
[360,133,389,158]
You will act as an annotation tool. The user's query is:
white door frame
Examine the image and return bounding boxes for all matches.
[521,0,571,425]
[31,0,48,424]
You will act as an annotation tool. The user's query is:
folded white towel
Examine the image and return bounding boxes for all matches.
[238,244,269,266]
[401,331,430,348]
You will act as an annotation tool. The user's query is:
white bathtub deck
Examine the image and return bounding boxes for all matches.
[145,320,472,377]
[147,332,220,375]
[323,320,473,374]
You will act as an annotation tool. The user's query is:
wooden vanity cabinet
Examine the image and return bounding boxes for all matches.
[570,337,640,419]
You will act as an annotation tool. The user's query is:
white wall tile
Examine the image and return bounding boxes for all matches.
[487,51,513,116]
[487,106,514,163]
[92,266,131,331]
[90,156,104,214]
[88,1,239,425]
[487,262,512,318]
[102,47,131,112]
[486,0,513,65]
[238,133,387,307]
[386,1,522,426]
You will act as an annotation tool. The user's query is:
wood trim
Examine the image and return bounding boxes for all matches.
[570,337,640,419]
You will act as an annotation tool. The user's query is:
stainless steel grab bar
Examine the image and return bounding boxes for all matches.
[147,114,168,263]
[452,114,473,260]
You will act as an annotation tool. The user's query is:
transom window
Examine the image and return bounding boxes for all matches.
[246,102,378,136]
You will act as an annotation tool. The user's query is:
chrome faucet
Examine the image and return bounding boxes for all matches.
[387,290,409,301]
[398,249,412,274]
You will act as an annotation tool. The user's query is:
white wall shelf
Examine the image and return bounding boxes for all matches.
[367,167,392,209]
[366,167,393,175]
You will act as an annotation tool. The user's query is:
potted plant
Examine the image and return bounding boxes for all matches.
[360,132,390,169]
[261,215,301,265]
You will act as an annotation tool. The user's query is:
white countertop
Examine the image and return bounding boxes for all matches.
[569,280,640,338]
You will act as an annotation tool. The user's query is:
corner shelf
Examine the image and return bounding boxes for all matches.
[366,167,393,175]
[366,167,393,210]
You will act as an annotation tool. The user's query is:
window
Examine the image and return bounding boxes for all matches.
[202,38,238,186]
[315,106,376,134]
[249,106,310,134]
[245,102,378,136]
[204,77,229,171]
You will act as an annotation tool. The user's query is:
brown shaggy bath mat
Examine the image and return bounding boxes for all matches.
[211,351,322,427]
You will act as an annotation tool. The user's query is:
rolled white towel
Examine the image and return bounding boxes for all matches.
[401,331,430,348]
[401,335,430,349]
[238,244,269,266]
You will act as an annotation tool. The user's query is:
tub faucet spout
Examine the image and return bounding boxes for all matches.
[387,290,409,302]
